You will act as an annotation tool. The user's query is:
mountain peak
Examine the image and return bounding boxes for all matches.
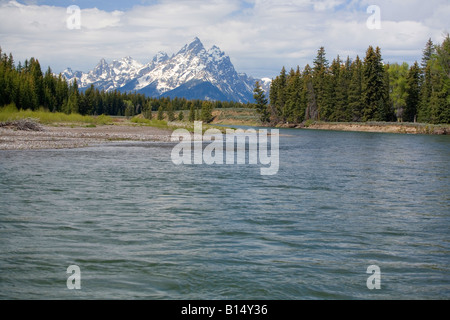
[191,36,202,44]
[152,51,169,64]
[63,38,263,103]
[178,37,206,55]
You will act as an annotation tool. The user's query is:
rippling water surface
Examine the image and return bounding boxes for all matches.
[0,128,449,299]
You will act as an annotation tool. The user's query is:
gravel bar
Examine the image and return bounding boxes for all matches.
[0,125,173,150]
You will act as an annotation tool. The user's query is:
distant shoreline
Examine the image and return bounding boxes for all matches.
[292,122,450,135]
[211,109,450,135]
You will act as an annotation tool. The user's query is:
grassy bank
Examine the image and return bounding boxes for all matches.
[0,104,113,126]
[211,108,262,126]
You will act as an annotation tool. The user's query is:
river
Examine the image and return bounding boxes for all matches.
[0,128,449,299]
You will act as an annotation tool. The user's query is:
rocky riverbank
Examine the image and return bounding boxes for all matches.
[0,123,173,150]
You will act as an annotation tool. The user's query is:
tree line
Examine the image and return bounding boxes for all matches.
[0,47,249,123]
[254,36,450,125]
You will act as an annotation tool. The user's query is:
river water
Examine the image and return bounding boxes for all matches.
[0,128,449,299]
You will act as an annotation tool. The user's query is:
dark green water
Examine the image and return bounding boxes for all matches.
[0,128,449,299]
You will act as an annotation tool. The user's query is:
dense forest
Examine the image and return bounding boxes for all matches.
[254,36,450,124]
[0,47,249,123]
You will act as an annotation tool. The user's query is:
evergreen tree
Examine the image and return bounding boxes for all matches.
[79,84,95,115]
[188,101,195,122]
[429,34,450,124]
[326,56,342,121]
[19,74,38,110]
[253,81,270,123]
[404,62,421,122]
[418,39,436,122]
[362,46,389,121]
[200,101,213,123]
[313,47,329,120]
[335,57,352,122]
[380,62,396,122]
[157,105,164,120]
[269,67,288,122]
[195,106,200,121]
[167,103,176,122]
[43,66,57,111]
[421,38,435,70]
[418,63,432,122]
[285,67,304,123]
[178,111,184,121]
[29,58,44,107]
[143,101,152,119]
[303,64,319,121]
[348,56,364,122]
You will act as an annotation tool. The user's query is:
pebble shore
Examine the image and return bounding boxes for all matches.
[0,125,173,150]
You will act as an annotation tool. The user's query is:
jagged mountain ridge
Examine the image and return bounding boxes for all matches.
[63,38,269,103]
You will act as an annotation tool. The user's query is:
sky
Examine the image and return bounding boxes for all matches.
[0,0,449,79]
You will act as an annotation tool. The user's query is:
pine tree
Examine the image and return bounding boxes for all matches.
[421,38,435,70]
[270,67,287,122]
[19,74,39,110]
[337,57,352,121]
[418,39,436,122]
[404,62,421,122]
[29,58,44,108]
[188,102,195,122]
[418,63,432,122]
[313,47,329,120]
[157,105,164,120]
[429,34,450,124]
[269,77,278,111]
[285,66,304,123]
[253,80,270,123]
[143,101,152,119]
[362,46,389,121]
[326,56,341,121]
[195,107,200,121]
[380,62,396,122]
[303,64,319,121]
[43,66,57,111]
[167,103,176,122]
[65,78,79,114]
[200,101,213,123]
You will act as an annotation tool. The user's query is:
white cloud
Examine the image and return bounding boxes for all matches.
[313,0,345,11]
[0,0,448,78]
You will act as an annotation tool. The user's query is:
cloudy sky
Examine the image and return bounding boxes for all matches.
[0,0,448,78]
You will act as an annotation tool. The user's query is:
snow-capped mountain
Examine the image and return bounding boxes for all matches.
[63,37,264,103]
[64,56,146,92]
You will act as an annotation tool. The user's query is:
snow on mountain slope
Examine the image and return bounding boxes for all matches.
[63,37,265,103]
